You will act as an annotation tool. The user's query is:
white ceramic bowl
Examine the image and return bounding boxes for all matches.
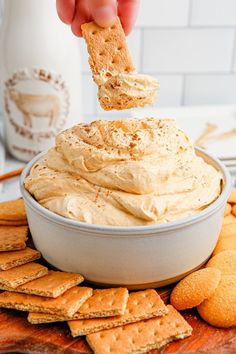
[20,148,231,289]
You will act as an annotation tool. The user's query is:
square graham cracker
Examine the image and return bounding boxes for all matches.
[78,288,129,317]
[0,270,84,297]
[0,220,28,226]
[0,262,48,288]
[81,17,135,76]
[0,247,41,270]
[28,287,130,324]
[0,199,27,221]
[86,305,192,354]
[0,226,28,251]
[0,286,93,317]
[68,289,168,337]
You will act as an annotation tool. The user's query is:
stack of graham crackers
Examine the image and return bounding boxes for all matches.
[0,199,192,354]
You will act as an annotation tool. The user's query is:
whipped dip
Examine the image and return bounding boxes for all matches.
[25,118,222,226]
[94,72,159,110]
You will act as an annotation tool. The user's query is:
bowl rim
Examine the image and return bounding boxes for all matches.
[20,147,231,235]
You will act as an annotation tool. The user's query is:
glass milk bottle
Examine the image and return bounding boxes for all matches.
[0,0,82,161]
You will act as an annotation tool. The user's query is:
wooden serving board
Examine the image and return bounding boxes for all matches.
[0,286,235,354]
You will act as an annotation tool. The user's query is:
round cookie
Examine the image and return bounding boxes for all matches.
[224,203,232,217]
[170,268,221,310]
[197,275,236,328]
[223,214,236,225]
[228,188,236,204]
[232,204,236,217]
[213,235,236,256]
[207,250,236,275]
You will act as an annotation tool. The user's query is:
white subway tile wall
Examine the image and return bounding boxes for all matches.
[1,0,236,122]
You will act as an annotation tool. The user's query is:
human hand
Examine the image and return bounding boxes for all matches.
[56,0,140,36]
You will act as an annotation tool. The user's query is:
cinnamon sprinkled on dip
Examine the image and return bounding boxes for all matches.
[25,118,222,226]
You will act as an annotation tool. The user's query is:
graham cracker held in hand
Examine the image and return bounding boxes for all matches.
[0,286,93,317]
[0,199,27,221]
[0,247,41,270]
[81,17,135,76]
[0,226,28,251]
[0,270,84,297]
[0,262,48,288]
[86,305,192,354]
[28,287,129,323]
[68,289,168,337]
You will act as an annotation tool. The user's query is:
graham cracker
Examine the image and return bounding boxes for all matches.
[86,305,192,354]
[0,247,41,270]
[0,199,26,221]
[0,220,28,226]
[81,17,135,76]
[28,287,130,324]
[78,288,129,317]
[0,270,84,298]
[0,262,48,288]
[68,289,168,337]
[0,226,28,251]
[0,286,93,317]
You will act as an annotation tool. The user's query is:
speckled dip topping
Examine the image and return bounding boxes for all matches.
[25,118,222,226]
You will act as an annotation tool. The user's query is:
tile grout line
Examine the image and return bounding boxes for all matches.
[230,28,236,73]
[187,0,193,27]
[181,75,186,106]
[134,71,236,76]
[134,25,236,30]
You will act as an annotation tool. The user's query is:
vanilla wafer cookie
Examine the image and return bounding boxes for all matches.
[81,17,135,76]
[224,203,232,216]
[228,188,236,203]
[86,305,192,354]
[68,289,168,337]
[0,226,28,251]
[197,275,236,328]
[206,250,236,275]
[170,268,221,310]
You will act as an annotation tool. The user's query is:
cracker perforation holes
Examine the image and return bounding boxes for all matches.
[111,25,116,29]
[92,30,97,35]
[99,51,105,56]
[104,38,109,43]
[117,46,122,51]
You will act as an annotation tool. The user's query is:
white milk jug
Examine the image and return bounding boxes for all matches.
[0,0,82,161]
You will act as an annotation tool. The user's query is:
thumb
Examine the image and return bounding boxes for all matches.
[87,0,117,28]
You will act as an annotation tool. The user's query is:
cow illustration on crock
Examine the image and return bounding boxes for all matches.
[8,88,60,128]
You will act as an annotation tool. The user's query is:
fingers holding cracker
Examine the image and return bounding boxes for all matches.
[81,17,135,76]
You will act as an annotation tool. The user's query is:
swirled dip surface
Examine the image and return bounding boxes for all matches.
[95,72,159,110]
[25,118,222,226]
